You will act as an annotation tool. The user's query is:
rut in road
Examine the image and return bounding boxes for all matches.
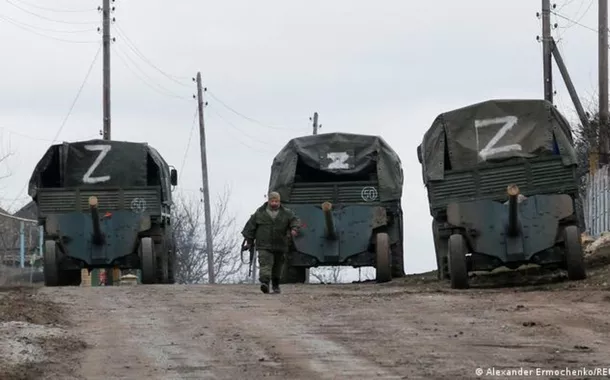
[40,282,610,379]
[42,285,404,380]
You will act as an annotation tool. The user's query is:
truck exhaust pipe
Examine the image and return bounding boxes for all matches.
[89,196,105,245]
[322,201,336,240]
[506,184,520,237]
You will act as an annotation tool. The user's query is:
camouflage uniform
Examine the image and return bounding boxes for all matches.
[241,194,300,294]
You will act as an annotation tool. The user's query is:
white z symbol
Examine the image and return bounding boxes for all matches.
[326,152,350,169]
[82,144,111,184]
[474,116,521,161]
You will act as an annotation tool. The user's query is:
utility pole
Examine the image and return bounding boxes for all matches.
[195,72,215,284]
[551,40,590,130]
[102,0,112,140]
[305,111,323,284]
[600,0,609,167]
[542,0,553,103]
[311,112,322,135]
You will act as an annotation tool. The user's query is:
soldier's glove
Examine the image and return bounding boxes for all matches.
[243,239,254,250]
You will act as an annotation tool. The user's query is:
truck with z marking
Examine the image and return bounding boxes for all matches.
[269,132,405,283]
[27,139,178,286]
[417,99,585,289]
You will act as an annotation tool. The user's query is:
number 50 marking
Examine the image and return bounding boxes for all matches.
[474,116,521,161]
[82,144,111,184]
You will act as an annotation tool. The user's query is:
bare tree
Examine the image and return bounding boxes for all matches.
[309,266,345,284]
[171,186,246,284]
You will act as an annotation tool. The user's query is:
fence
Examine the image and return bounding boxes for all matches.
[0,210,42,269]
[583,164,610,237]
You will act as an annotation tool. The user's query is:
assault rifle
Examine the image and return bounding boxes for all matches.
[240,238,255,276]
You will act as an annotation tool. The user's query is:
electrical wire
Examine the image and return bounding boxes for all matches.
[10,0,96,13]
[179,105,199,174]
[0,12,96,33]
[0,14,99,43]
[206,110,277,154]
[114,23,192,87]
[0,127,65,142]
[4,0,99,24]
[205,90,308,132]
[558,0,594,31]
[555,0,580,12]
[207,105,283,149]
[6,43,102,211]
[552,10,601,34]
[113,45,191,100]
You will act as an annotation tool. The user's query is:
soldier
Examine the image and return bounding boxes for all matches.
[241,191,300,294]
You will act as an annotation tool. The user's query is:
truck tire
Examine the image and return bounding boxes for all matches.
[375,232,392,283]
[448,234,469,289]
[43,240,60,287]
[140,237,156,284]
[564,225,586,281]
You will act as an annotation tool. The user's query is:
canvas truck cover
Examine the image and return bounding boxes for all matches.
[268,132,404,202]
[28,139,173,202]
[418,99,578,184]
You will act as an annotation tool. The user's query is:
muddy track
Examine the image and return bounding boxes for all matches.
[35,277,610,380]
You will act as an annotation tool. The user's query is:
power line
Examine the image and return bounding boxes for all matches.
[112,45,191,100]
[0,127,69,142]
[51,44,102,142]
[552,10,601,34]
[4,0,99,24]
[0,12,96,33]
[0,14,99,43]
[6,43,102,211]
[10,0,96,13]
[206,110,278,154]
[557,0,594,31]
[114,23,191,87]
[555,0,580,11]
[207,105,284,149]
[179,105,199,174]
[206,90,309,132]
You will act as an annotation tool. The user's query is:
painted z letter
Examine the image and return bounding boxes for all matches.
[475,116,521,161]
[82,144,111,184]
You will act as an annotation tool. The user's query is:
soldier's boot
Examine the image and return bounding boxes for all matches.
[271,278,281,294]
[260,281,270,294]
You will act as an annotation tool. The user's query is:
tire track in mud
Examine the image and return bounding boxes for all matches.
[43,285,404,380]
[204,291,405,380]
[40,284,610,379]
[294,288,610,377]
[42,287,220,380]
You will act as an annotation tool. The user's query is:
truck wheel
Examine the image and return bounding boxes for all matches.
[448,234,469,289]
[140,237,156,284]
[375,232,392,283]
[43,240,60,287]
[564,225,586,281]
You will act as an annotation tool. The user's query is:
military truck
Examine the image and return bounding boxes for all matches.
[268,132,405,283]
[417,99,585,289]
[27,139,178,286]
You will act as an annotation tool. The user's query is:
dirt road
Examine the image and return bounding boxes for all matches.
[2,264,610,380]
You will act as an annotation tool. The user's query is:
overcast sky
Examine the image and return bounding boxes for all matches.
[0,0,602,277]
